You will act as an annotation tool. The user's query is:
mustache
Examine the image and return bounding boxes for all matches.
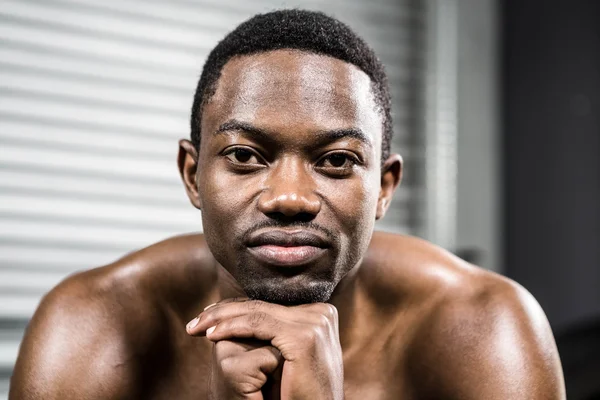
[242,219,336,243]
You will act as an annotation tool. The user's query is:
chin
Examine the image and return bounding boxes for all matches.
[241,276,336,305]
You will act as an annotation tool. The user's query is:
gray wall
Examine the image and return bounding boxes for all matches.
[503,2,600,397]
[503,0,600,333]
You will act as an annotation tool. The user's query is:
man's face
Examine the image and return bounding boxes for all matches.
[183,49,395,304]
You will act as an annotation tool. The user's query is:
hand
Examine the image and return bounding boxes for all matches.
[207,338,282,400]
[187,299,344,400]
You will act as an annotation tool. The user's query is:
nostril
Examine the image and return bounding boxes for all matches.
[265,212,316,223]
[296,212,316,223]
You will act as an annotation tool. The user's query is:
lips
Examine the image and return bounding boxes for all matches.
[246,230,329,267]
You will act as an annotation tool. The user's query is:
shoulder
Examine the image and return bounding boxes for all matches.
[10,233,216,399]
[364,232,565,399]
[10,264,157,398]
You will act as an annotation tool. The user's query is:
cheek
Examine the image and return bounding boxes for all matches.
[197,165,256,237]
[322,172,379,232]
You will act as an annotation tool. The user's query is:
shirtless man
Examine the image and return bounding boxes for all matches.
[10,10,565,400]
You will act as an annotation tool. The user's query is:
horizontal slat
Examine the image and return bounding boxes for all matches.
[0,111,182,143]
[0,339,20,370]
[0,37,196,78]
[0,192,199,227]
[0,295,42,319]
[0,48,193,91]
[0,270,68,294]
[0,245,128,269]
[0,143,178,182]
[2,0,231,50]
[0,120,179,159]
[0,218,194,249]
[0,171,186,206]
[0,17,205,71]
[0,86,184,121]
[0,69,190,113]
[34,0,258,31]
[0,93,185,137]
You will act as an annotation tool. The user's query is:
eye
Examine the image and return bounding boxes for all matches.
[224,147,262,165]
[325,153,351,168]
[318,152,359,172]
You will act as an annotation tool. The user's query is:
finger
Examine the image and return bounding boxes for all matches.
[214,296,250,306]
[218,346,282,389]
[213,340,250,361]
[203,296,250,311]
[249,345,282,376]
[214,338,271,360]
[186,297,250,334]
[188,300,287,336]
[205,312,292,343]
[295,302,339,320]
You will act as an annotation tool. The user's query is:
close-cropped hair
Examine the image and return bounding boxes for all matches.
[190,9,393,162]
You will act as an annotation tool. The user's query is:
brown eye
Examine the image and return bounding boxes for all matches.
[327,154,348,167]
[321,153,357,169]
[233,148,252,162]
[224,148,261,165]
[316,152,360,177]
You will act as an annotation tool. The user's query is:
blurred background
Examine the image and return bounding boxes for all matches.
[0,0,597,398]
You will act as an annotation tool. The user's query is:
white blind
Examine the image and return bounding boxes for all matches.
[0,0,427,395]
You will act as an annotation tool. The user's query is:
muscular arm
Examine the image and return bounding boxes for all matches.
[9,273,152,399]
[409,277,566,400]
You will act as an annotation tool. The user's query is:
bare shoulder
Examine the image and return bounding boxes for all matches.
[365,232,565,399]
[10,233,215,399]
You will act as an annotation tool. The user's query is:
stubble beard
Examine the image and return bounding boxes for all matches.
[234,261,338,305]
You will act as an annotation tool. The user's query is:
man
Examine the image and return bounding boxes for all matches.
[10,9,565,399]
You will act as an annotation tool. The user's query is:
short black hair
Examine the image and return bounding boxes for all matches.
[190,9,393,162]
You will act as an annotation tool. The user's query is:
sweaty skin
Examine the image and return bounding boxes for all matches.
[10,50,565,399]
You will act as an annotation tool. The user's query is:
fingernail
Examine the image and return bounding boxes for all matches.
[206,325,216,335]
[187,317,199,331]
[204,303,217,311]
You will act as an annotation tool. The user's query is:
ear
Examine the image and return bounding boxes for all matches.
[376,154,403,220]
[178,139,202,210]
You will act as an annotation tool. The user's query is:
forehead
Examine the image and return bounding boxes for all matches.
[201,49,382,147]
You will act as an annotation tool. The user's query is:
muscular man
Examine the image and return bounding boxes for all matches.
[10,10,565,400]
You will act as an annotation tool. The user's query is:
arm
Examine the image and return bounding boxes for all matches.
[409,278,566,400]
[9,275,145,399]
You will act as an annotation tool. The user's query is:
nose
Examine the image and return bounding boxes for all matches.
[257,157,321,220]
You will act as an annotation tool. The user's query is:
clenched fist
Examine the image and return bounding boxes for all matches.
[187,298,344,400]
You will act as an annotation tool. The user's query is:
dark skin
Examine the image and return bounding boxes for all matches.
[10,50,566,399]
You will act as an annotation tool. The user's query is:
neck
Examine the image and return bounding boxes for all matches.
[328,259,365,350]
[216,263,248,300]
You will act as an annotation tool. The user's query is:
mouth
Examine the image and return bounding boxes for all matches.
[246,229,330,267]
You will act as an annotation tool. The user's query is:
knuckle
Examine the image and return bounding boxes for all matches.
[213,341,231,359]
[203,308,220,324]
[320,303,338,319]
[326,304,339,319]
[301,326,319,343]
[246,300,264,312]
[236,381,260,394]
[270,317,282,331]
[317,313,330,328]
[249,311,267,328]
[219,357,238,376]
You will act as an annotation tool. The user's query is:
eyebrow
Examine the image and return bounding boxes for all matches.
[215,119,372,147]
